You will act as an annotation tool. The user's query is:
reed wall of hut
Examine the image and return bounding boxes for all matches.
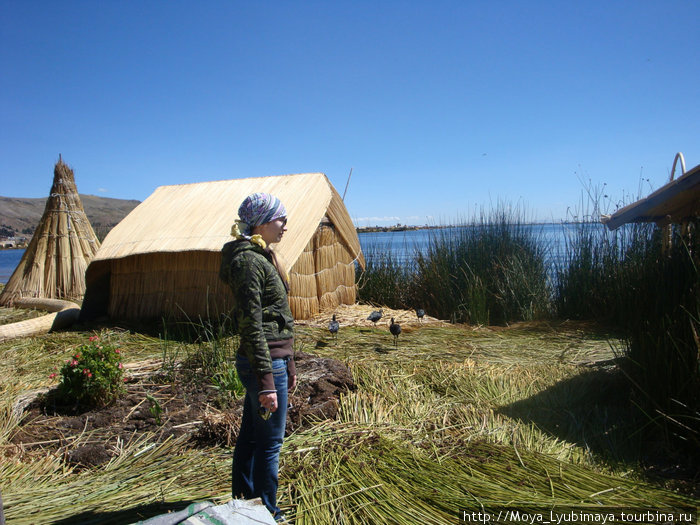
[289,219,357,319]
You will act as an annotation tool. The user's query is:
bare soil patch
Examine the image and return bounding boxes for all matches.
[8,351,355,469]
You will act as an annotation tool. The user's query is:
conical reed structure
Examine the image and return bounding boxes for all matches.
[0,157,101,306]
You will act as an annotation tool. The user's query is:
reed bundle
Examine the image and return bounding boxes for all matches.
[0,159,100,307]
[0,298,80,342]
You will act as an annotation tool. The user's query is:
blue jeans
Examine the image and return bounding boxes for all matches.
[233,355,289,518]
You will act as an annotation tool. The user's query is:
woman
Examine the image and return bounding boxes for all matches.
[219,192,295,521]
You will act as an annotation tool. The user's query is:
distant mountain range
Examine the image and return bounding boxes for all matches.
[0,194,140,240]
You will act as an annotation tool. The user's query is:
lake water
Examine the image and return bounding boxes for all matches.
[357,222,589,270]
[0,249,25,284]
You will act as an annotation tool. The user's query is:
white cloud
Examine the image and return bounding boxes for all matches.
[97,188,109,193]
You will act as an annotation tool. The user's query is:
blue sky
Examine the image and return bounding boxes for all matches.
[2,1,698,226]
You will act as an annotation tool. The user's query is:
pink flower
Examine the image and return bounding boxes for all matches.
[70,359,78,367]
[115,348,121,354]
[74,353,81,359]
[118,363,123,369]
[87,372,93,378]
[49,372,57,379]
[89,336,99,342]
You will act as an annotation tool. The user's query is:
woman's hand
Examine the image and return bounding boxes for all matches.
[259,392,278,412]
[289,374,297,390]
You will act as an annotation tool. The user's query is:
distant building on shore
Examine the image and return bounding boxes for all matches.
[0,237,29,249]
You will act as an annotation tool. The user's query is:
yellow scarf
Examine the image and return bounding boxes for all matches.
[231,220,266,249]
[230,221,290,292]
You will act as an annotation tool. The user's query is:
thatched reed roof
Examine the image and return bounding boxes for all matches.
[91,172,364,273]
[0,158,100,306]
[601,162,700,230]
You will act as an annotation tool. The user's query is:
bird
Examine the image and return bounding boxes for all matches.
[328,314,339,342]
[415,308,425,323]
[367,308,383,327]
[389,318,401,348]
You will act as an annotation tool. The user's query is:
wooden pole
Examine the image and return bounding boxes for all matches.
[342,168,353,201]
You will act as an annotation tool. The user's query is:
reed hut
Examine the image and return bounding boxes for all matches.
[80,173,365,321]
[601,157,699,230]
[601,154,699,251]
[0,158,100,306]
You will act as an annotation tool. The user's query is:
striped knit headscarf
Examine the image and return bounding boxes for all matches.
[231,193,287,248]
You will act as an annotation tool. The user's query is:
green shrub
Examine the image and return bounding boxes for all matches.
[55,334,125,406]
[212,364,245,402]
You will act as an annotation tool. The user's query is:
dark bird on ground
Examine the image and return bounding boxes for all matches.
[389,317,401,347]
[367,308,383,327]
[416,308,425,323]
[328,314,339,342]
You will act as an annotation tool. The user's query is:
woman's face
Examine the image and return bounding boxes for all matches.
[255,217,288,245]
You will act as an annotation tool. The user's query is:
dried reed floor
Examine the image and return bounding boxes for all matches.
[1,314,698,524]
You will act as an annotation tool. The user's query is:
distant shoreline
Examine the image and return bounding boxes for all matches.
[355,220,599,233]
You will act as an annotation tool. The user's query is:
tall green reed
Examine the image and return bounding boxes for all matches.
[553,179,699,455]
[357,208,551,325]
[616,230,699,453]
[553,220,659,326]
[356,243,416,310]
[411,208,550,325]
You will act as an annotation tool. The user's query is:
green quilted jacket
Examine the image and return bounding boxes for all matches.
[220,240,294,383]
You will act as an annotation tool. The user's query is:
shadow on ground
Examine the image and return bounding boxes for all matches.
[497,363,700,494]
[498,364,639,462]
[51,500,200,525]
